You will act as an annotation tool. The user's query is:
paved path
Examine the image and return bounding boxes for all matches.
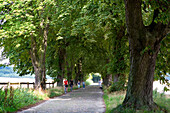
[18,85,105,113]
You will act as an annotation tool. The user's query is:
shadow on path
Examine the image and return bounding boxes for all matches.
[17,85,105,113]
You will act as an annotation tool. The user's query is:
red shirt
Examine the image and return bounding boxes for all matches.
[64,80,68,85]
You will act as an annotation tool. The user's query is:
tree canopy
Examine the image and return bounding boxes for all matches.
[0,0,169,110]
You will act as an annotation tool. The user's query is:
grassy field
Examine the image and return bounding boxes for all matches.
[103,90,170,113]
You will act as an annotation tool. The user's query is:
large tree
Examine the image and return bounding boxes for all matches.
[123,0,169,110]
[0,0,57,90]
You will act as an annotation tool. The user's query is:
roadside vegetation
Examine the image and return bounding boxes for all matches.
[0,86,80,113]
[103,88,170,113]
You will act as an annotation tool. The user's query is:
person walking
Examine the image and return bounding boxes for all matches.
[82,81,85,89]
[99,80,102,89]
[70,79,74,91]
[77,80,80,88]
[64,79,68,93]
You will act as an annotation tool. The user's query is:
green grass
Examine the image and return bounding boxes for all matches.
[153,90,170,112]
[0,88,43,113]
[0,85,81,113]
[103,90,170,113]
[103,90,125,113]
[47,87,64,98]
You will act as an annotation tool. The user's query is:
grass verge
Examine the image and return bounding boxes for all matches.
[103,89,170,113]
[0,85,80,113]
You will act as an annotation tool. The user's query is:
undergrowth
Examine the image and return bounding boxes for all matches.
[103,88,170,113]
[0,85,80,113]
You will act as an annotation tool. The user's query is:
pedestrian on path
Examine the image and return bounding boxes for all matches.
[99,80,102,89]
[82,81,85,89]
[77,80,80,88]
[64,78,68,93]
[70,79,74,91]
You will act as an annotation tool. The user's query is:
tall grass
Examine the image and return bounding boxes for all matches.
[0,87,45,113]
[103,89,170,113]
[0,85,81,112]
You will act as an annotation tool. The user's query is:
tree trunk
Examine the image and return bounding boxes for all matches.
[34,67,41,90]
[66,61,71,81]
[78,58,83,81]
[30,35,41,90]
[40,23,49,90]
[57,44,65,86]
[57,74,63,86]
[123,38,160,109]
[102,76,108,86]
[30,21,49,90]
[103,74,112,86]
[75,66,78,85]
[123,0,169,110]
[114,74,119,83]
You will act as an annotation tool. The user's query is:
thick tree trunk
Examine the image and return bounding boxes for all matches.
[30,36,41,90]
[75,66,78,85]
[57,74,63,86]
[102,76,108,86]
[66,61,71,81]
[34,67,41,90]
[78,59,83,81]
[103,74,112,86]
[114,74,119,83]
[103,59,112,86]
[123,0,169,110]
[40,24,49,90]
[57,44,65,86]
[30,22,49,90]
[123,39,160,109]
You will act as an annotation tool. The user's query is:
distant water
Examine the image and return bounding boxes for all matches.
[0,66,52,79]
[0,77,53,83]
[0,77,55,89]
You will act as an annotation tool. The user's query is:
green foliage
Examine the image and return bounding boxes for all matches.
[108,75,127,92]
[47,87,64,98]
[142,0,170,25]
[0,86,81,112]
[103,89,125,113]
[0,0,58,77]
[155,36,170,84]
[0,0,168,101]
[85,79,93,86]
[153,90,170,112]
[0,88,42,113]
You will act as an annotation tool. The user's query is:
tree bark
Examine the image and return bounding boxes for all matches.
[114,74,119,83]
[123,0,169,110]
[40,23,49,90]
[30,35,41,90]
[57,44,66,86]
[123,37,160,109]
[103,74,112,86]
[30,21,49,90]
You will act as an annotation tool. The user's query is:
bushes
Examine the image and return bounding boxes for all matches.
[0,87,44,113]
[0,84,83,112]
[85,79,93,86]
[108,76,127,92]
[47,87,64,98]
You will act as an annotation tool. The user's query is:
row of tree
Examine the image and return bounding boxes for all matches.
[0,0,169,110]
